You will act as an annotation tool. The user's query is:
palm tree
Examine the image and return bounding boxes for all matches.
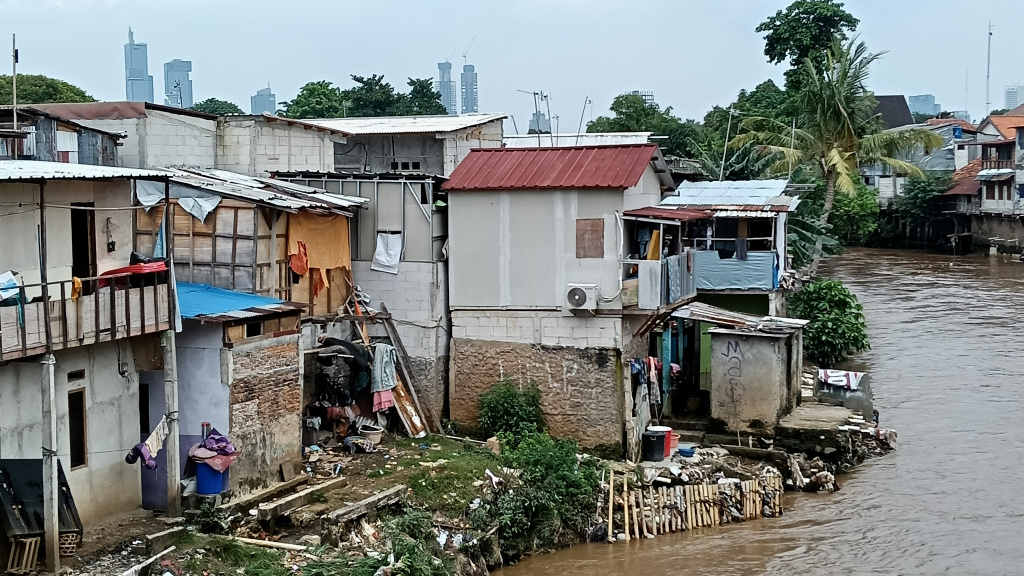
[734,36,943,275]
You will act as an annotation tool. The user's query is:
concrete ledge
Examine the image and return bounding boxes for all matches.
[257,476,348,521]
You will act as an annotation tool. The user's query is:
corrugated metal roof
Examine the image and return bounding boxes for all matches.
[33,101,218,121]
[299,113,506,135]
[976,168,1015,181]
[259,113,350,136]
[671,301,807,333]
[168,168,367,214]
[0,160,169,181]
[177,282,304,321]
[945,158,983,196]
[442,144,659,191]
[622,206,709,221]
[503,132,652,147]
[663,179,797,212]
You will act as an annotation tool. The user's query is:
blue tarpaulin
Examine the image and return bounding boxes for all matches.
[176,282,286,319]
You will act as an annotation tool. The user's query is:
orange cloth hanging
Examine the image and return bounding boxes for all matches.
[312,268,329,297]
[289,241,309,276]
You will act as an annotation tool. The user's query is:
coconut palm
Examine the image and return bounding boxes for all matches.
[734,36,943,275]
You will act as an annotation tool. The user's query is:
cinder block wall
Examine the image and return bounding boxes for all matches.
[351,261,449,420]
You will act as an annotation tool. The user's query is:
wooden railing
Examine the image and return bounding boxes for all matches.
[982,159,1014,170]
[0,271,172,361]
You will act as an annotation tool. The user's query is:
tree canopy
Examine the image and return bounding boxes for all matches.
[279,75,446,119]
[586,93,703,159]
[756,0,859,90]
[0,74,95,105]
[189,98,244,115]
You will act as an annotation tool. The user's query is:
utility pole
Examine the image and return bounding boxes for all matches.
[575,96,591,146]
[12,34,18,130]
[719,106,736,181]
[985,23,993,115]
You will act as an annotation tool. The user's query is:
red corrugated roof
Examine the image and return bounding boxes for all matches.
[623,206,709,221]
[442,144,659,191]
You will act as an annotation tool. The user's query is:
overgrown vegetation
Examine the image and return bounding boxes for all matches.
[892,171,953,227]
[477,380,545,443]
[789,278,869,366]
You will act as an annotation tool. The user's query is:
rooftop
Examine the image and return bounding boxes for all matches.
[33,101,218,121]
[872,95,914,129]
[177,282,304,322]
[442,144,661,191]
[662,179,798,212]
[503,132,652,147]
[945,158,982,196]
[0,159,168,181]
[167,168,367,214]
[979,115,1024,139]
[298,113,506,135]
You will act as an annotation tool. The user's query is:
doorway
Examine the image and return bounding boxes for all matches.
[70,203,96,293]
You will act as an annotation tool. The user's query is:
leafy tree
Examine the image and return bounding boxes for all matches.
[756,0,860,91]
[587,93,704,159]
[789,278,869,367]
[989,108,1009,116]
[800,179,879,243]
[787,201,838,270]
[189,97,243,115]
[910,112,935,124]
[394,78,448,116]
[893,171,952,226]
[278,80,347,119]
[703,80,792,141]
[0,74,95,104]
[477,381,545,445]
[692,139,776,181]
[734,37,942,275]
[344,74,399,117]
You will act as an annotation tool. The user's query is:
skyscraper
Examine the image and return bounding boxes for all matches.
[251,87,276,115]
[528,111,551,134]
[124,28,154,103]
[436,62,457,115]
[629,90,656,108]
[908,94,941,116]
[1005,85,1022,110]
[164,59,193,108]
[460,64,478,114]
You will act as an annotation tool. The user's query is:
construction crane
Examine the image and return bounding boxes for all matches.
[462,36,476,65]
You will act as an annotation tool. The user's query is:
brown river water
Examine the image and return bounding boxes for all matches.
[501,248,1024,575]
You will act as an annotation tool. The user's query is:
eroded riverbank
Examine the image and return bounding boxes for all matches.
[503,249,1024,575]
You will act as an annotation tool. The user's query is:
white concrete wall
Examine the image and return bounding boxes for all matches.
[176,321,231,434]
[77,113,216,169]
[451,310,622,349]
[0,180,136,291]
[622,165,664,211]
[352,261,448,358]
[442,120,505,176]
[448,188,625,310]
[981,181,1020,214]
[0,341,143,523]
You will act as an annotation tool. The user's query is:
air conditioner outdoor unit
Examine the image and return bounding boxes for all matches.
[565,283,598,311]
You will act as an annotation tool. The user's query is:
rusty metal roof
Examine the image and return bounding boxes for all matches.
[672,302,807,333]
[0,160,168,181]
[622,206,709,221]
[442,144,660,191]
[33,101,218,121]
[168,168,367,214]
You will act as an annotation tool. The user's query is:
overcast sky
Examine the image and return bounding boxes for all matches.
[2,0,1020,128]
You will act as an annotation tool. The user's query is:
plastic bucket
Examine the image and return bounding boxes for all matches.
[359,424,384,444]
[648,426,672,457]
[641,430,666,462]
[196,462,225,495]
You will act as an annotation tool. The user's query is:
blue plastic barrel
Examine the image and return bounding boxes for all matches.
[196,462,224,495]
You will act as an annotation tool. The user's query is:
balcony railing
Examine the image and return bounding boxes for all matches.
[981,159,1014,170]
[622,251,696,310]
[0,271,172,361]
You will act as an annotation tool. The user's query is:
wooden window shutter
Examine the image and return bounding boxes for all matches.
[576,218,604,259]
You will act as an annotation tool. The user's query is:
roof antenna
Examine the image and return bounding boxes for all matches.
[719,106,736,181]
[575,96,591,146]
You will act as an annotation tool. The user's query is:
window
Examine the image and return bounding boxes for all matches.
[68,388,87,469]
[400,161,411,170]
[863,176,875,186]
[575,219,605,259]
[411,161,421,170]
[245,321,263,338]
[986,185,996,200]
[390,162,399,171]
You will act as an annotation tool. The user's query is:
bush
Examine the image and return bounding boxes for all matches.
[477,380,545,442]
[493,433,600,559]
[789,278,869,367]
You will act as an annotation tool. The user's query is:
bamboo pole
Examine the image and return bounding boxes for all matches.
[607,469,615,543]
[631,491,641,540]
[648,486,657,535]
[622,477,630,542]
[637,488,649,538]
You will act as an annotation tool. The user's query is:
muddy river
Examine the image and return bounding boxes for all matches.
[502,249,1024,575]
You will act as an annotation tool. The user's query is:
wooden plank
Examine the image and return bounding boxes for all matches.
[621,477,629,541]
[391,374,427,438]
[607,470,614,542]
[218,476,309,516]
[257,477,347,521]
[327,484,407,525]
[575,218,605,258]
[380,304,440,434]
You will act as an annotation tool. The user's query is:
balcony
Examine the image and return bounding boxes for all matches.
[981,159,1014,170]
[693,250,777,291]
[622,252,696,310]
[0,270,172,361]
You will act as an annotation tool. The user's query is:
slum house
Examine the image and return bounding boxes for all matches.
[947,137,1024,247]
[272,114,505,419]
[441,144,695,455]
[32,103,350,176]
[0,106,121,165]
[129,169,364,500]
[861,121,978,205]
[0,161,175,572]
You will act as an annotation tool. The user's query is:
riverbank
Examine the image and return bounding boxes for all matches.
[67,406,896,576]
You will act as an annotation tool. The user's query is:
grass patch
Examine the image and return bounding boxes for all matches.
[407,446,497,519]
[309,490,328,503]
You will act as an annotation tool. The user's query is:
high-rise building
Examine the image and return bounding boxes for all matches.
[629,90,656,108]
[528,111,551,134]
[124,28,154,103]
[436,62,457,115]
[251,86,276,115]
[908,94,941,116]
[1004,85,1022,110]
[460,64,478,114]
[164,59,193,108]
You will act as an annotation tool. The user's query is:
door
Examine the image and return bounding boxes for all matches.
[70,203,96,294]
[139,371,168,511]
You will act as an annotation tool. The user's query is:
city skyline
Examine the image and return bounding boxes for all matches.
[436,62,457,116]
[251,86,276,115]
[124,28,153,103]
[164,58,193,108]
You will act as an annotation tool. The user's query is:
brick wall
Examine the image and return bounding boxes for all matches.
[449,338,622,449]
[228,335,301,492]
[451,311,622,348]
